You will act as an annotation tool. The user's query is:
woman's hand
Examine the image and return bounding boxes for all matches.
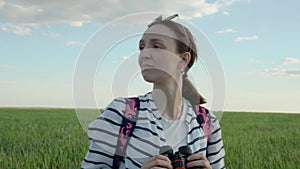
[141,154,173,169]
[186,153,212,169]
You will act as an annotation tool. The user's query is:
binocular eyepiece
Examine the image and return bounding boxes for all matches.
[159,145,195,169]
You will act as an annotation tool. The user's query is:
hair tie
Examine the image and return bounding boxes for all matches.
[164,14,179,21]
[148,14,179,27]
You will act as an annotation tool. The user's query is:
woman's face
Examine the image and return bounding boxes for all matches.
[138,24,183,83]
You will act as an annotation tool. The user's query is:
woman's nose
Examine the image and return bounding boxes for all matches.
[139,48,152,59]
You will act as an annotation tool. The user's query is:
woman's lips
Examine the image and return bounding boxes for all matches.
[141,64,154,70]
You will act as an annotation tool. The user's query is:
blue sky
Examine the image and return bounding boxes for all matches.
[1,0,299,113]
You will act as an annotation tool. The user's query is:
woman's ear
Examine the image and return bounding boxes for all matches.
[181,52,191,68]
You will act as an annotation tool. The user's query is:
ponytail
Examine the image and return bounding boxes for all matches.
[182,76,206,105]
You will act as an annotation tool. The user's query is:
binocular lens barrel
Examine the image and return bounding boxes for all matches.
[159,145,192,169]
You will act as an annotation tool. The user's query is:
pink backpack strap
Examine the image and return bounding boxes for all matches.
[113,97,139,168]
[194,105,211,142]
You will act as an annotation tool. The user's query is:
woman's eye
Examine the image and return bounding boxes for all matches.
[153,44,161,49]
[139,45,144,50]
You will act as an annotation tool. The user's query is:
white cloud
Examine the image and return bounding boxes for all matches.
[0,80,17,85]
[222,11,230,15]
[282,57,300,65]
[122,56,130,60]
[0,1,5,8]
[249,58,261,64]
[219,0,253,6]
[263,68,300,77]
[215,28,237,34]
[235,35,259,42]
[42,32,60,38]
[0,23,32,35]
[30,25,61,37]
[66,41,84,46]
[0,0,247,26]
[0,64,16,69]
[70,21,84,27]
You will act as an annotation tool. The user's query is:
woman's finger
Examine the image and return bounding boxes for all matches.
[186,153,211,169]
[187,153,206,161]
[141,155,172,169]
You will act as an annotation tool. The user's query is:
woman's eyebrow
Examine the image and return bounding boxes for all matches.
[139,38,165,45]
[150,38,164,43]
[139,39,144,45]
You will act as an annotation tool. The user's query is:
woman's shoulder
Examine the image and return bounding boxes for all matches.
[100,92,152,117]
[187,101,220,123]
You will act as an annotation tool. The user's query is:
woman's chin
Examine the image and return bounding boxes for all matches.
[141,69,163,83]
[142,76,157,83]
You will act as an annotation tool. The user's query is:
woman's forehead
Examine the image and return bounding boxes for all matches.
[142,24,178,40]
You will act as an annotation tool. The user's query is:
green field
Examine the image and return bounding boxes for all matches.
[0,108,299,168]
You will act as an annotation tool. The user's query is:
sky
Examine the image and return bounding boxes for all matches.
[0,0,299,113]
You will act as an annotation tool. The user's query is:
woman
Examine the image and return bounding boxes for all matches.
[82,14,225,169]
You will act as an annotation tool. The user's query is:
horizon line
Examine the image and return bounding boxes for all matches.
[0,106,299,114]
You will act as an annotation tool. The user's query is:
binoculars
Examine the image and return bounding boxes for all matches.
[159,145,196,169]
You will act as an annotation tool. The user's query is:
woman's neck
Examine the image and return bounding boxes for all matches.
[152,78,183,120]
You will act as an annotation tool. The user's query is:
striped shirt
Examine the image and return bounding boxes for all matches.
[82,92,225,169]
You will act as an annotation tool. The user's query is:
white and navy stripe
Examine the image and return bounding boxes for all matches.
[82,92,225,169]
